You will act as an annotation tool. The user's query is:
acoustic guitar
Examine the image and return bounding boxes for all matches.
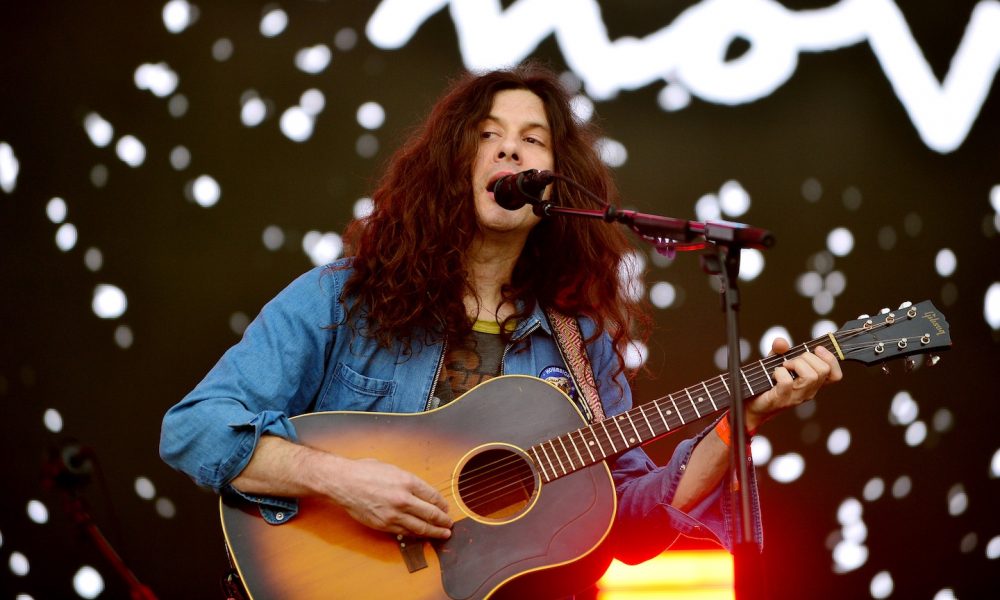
[220,301,951,599]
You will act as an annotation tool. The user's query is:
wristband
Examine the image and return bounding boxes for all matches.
[715,411,755,447]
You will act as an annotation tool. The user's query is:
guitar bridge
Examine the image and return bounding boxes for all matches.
[396,534,428,573]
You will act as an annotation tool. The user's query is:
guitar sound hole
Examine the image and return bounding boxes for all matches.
[457,448,536,520]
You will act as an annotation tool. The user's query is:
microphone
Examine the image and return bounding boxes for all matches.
[489,169,555,210]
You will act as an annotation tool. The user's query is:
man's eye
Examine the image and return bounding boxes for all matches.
[481,131,498,139]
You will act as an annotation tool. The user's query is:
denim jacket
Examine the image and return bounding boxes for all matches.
[159,261,762,561]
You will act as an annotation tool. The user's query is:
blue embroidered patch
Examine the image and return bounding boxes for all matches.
[539,365,577,400]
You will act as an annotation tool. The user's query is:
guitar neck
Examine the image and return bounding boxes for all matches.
[527,300,952,484]
[526,335,840,484]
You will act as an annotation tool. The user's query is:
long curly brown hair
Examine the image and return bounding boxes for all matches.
[340,63,650,380]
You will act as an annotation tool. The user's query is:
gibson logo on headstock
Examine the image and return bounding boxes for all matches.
[923,311,947,336]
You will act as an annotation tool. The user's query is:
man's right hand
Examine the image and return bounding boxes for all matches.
[325,456,454,539]
[231,436,453,539]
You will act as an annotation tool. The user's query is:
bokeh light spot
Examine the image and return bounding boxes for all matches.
[260,8,288,37]
[750,435,772,465]
[624,340,648,370]
[595,137,627,168]
[55,223,78,251]
[767,453,804,483]
[889,391,918,425]
[262,225,285,250]
[947,484,968,516]
[357,101,385,129]
[295,44,331,74]
[92,284,127,319]
[280,106,314,142]
[570,95,594,122]
[26,500,48,524]
[862,478,885,502]
[695,194,722,221]
[827,427,851,455]
[134,63,178,97]
[719,180,750,217]
[114,324,134,349]
[192,175,221,207]
[935,248,957,277]
[9,551,29,576]
[83,113,113,147]
[155,497,177,519]
[826,227,854,257]
[870,571,893,599]
[162,0,193,34]
[73,565,104,599]
[43,408,63,433]
[302,231,343,266]
[650,281,676,309]
[738,249,764,281]
[0,142,19,193]
[116,135,146,167]
[984,282,1000,329]
[134,477,156,500]
[891,475,912,499]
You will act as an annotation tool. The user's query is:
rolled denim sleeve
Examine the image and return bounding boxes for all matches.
[584,325,762,564]
[159,264,343,520]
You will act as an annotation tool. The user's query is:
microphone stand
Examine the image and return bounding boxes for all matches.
[707,241,766,600]
[526,186,772,600]
[44,444,159,600]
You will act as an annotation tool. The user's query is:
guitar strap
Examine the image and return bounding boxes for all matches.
[544,308,606,424]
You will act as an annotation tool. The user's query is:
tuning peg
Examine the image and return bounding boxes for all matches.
[898,300,913,309]
[879,307,890,315]
[881,364,891,375]
[905,357,916,372]
[926,354,941,367]
[857,313,870,319]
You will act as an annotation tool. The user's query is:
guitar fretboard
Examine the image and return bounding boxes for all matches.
[526,336,839,483]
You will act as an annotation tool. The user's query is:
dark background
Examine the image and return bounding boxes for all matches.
[2,1,998,598]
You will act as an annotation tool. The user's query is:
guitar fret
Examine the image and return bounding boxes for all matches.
[718,374,730,396]
[623,412,642,444]
[701,381,715,410]
[569,432,586,466]
[557,436,575,470]
[670,395,685,425]
[740,368,753,396]
[579,429,596,463]
[686,389,701,418]
[612,415,628,446]
[599,420,619,454]
[638,405,654,437]
[530,447,550,482]
[547,440,567,475]
[653,400,670,431]
[538,443,558,478]
[759,359,774,387]
[590,422,608,458]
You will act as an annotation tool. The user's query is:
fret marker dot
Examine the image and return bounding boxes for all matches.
[698,397,704,402]
[667,410,673,415]
[589,441,594,446]
[629,438,636,443]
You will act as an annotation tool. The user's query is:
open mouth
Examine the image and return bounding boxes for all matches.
[486,171,514,192]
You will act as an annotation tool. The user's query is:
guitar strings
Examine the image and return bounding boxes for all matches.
[426,322,926,509]
[444,332,902,505]
[436,326,912,503]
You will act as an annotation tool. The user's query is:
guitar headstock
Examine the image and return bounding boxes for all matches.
[833,300,952,367]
